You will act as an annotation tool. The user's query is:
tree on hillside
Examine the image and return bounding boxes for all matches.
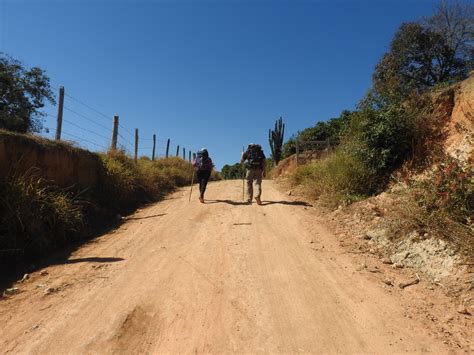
[373,1,473,98]
[282,111,352,158]
[351,94,415,176]
[220,163,244,180]
[424,0,474,70]
[269,117,285,166]
[373,23,467,96]
[0,53,55,133]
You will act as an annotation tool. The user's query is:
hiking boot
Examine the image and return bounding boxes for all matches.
[199,196,204,203]
[255,197,262,205]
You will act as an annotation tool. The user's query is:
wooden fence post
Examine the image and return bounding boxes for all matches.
[183,147,185,160]
[188,151,191,162]
[134,128,138,163]
[176,145,180,157]
[152,134,156,161]
[55,86,65,141]
[111,115,119,150]
[166,139,170,158]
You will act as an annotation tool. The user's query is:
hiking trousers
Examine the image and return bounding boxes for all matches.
[245,168,263,202]
[197,170,211,197]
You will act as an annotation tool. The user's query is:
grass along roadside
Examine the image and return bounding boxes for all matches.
[0,148,194,263]
[285,151,473,260]
[289,148,372,208]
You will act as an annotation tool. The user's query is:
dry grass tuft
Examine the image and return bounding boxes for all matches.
[289,149,372,207]
[0,170,84,258]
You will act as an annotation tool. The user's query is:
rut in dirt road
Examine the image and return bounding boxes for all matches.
[0,180,450,353]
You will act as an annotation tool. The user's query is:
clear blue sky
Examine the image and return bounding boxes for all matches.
[1,0,440,169]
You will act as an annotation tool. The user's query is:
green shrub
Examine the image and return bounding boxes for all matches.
[96,152,194,212]
[290,149,373,207]
[410,157,474,228]
[137,156,193,197]
[221,163,244,180]
[348,93,414,178]
[101,152,139,190]
[97,150,144,212]
[282,110,352,158]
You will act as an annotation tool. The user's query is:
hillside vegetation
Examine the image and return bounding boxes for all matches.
[277,2,473,254]
[288,78,473,223]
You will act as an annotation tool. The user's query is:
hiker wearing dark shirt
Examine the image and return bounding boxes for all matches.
[241,144,266,205]
[192,148,214,203]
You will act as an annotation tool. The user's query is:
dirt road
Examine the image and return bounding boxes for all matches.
[0,181,452,353]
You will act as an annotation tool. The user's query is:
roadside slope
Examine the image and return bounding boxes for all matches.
[0,181,453,353]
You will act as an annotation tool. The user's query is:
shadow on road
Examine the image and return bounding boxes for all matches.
[204,199,312,207]
[205,199,250,206]
[163,196,179,200]
[60,257,125,264]
[124,214,166,221]
[261,200,313,207]
[0,222,127,291]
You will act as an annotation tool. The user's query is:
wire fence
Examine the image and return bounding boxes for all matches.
[295,139,338,165]
[41,85,193,161]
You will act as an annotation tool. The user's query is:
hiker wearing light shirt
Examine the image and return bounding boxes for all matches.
[241,144,266,205]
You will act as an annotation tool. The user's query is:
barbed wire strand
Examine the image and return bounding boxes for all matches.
[62,91,111,122]
[121,130,167,144]
[48,86,180,157]
[118,124,135,139]
[47,113,132,152]
[117,135,133,152]
[64,106,111,132]
[61,131,109,150]
[49,86,141,144]
[117,133,134,148]
[50,86,138,146]
[63,118,111,142]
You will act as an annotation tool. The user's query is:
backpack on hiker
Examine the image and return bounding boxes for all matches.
[195,149,212,171]
[245,144,264,169]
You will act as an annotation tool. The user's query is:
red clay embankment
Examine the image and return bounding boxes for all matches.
[0,130,102,188]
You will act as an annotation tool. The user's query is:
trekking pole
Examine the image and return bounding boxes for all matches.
[188,169,195,202]
[242,146,245,201]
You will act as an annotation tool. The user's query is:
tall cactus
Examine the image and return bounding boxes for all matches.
[269,117,285,166]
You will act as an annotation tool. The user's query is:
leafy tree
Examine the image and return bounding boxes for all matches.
[0,53,55,133]
[220,163,244,180]
[424,0,474,70]
[327,110,353,138]
[282,111,352,158]
[349,94,413,178]
[374,1,473,98]
[282,137,297,158]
